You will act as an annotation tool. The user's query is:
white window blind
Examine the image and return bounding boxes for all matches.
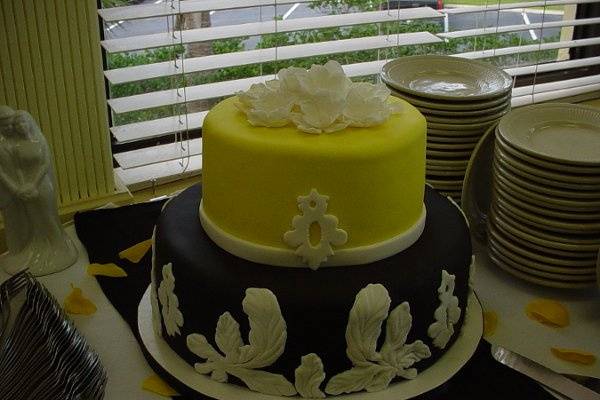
[98,0,600,190]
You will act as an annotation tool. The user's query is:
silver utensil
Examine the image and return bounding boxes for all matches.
[0,273,107,400]
[492,345,600,400]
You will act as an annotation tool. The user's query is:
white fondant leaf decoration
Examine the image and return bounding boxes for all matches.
[326,284,431,395]
[216,312,243,363]
[381,302,411,359]
[325,364,392,395]
[211,369,229,383]
[365,367,397,393]
[238,288,287,369]
[231,367,297,396]
[186,288,296,396]
[187,333,223,361]
[428,270,462,349]
[295,353,326,398]
[394,341,431,379]
[345,284,390,364]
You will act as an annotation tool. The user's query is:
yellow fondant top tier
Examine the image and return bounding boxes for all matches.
[201,95,426,265]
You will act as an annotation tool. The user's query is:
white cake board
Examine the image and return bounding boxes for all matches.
[138,286,483,400]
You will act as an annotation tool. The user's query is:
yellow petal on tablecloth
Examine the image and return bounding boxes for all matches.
[483,310,498,337]
[142,374,179,397]
[525,298,570,328]
[87,263,128,278]
[551,347,597,365]
[119,238,153,263]
[64,285,97,315]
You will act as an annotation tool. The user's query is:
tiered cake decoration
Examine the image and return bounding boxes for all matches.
[151,61,475,398]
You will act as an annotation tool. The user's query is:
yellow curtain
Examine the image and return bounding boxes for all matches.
[0,0,116,208]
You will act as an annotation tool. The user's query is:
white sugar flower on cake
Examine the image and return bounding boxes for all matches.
[236,60,403,134]
[236,80,294,128]
[344,82,403,127]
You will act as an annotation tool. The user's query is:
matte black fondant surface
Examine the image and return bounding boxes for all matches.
[153,185,471,389]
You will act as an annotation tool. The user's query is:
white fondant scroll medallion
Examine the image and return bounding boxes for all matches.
[283,189,347,270]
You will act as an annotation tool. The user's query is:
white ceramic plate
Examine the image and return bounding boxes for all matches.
[497,103,600,166]
[427,148,473,158]
[490,205,600,256]
[428,141,478,151]
[389,88,511,111]
[382,56,513,101]
[418,100,510,117]
[494,162,600,200]
[488,222,597,268]
[495,145,600,185]
[495,133,600,175]
[493,165,600,211]
[424,106,510,124]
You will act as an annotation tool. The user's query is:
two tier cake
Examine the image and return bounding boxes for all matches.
[150,61,474,398]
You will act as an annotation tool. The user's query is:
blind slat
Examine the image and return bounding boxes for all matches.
[454,37,600,59]
[116,154,202,191]
[505,55,600,75]
[439,16,600,39]
[442,0,599,14]
[105,32,441,85]
[112,111,208,143]
[512,73,600,96]
[99,0,314,22]
[101,8,442,53]
[115,138,202,169]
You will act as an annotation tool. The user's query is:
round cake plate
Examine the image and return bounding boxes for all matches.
[138,287,483,400]
[462,124,600,379]
[497,103,600,166]
[381,56,513,101]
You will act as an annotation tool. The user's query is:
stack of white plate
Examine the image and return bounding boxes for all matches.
[381,55,513,202]
[488,103,600,289]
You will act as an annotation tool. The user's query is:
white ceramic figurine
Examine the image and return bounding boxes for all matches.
[0,106,77,276]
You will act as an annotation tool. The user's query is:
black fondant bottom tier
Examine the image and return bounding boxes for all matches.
[153,185,472,394]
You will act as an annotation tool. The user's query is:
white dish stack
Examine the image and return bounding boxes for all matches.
[381,55,513,203]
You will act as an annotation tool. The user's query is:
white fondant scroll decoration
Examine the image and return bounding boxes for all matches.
[150,230,162,337]
[295,353,326,398]
[158,263,184,337]
[283,189,347,270]
[186,288,297,396]
[325,284,431,395]
[427,270,461,349]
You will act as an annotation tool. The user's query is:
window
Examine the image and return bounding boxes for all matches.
[98,0,600,190]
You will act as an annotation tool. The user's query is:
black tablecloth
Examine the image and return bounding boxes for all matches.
[74,192,553,400]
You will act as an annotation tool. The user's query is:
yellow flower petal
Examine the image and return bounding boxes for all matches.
[64,285,97,315]
[119,238,153,263]
[483,311,498,337]
[142,374,179,397]
[551,348,597,366]
[87,263,128,278]
[525,298,569,328]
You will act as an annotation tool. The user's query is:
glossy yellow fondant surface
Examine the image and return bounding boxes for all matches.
[202,96,426,249]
